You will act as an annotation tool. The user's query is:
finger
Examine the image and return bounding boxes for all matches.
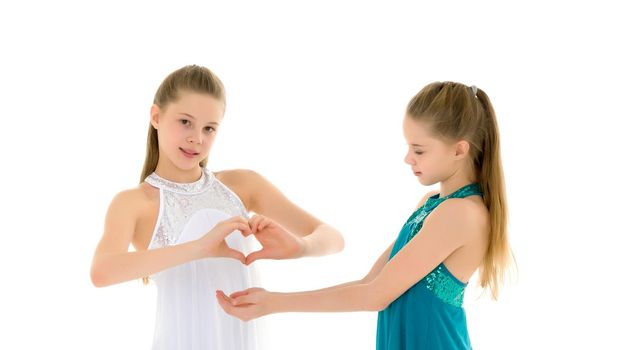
[225,216,246,225]
[237,221,252,236]
[232,217,253,233]
[249,215,262,233]
[257,216,271,231]
[240,226,253,237]
[230,289,251,299]
[216,289,228,301]
[245,249,269,265]
[231,293,255,306]
[216,291,239,317]
[216,221,251,240]
[216,290,232,307]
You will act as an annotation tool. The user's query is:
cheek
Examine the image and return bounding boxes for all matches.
[203,133,218,146]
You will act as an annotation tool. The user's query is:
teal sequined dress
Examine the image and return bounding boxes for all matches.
[376,183,483,350]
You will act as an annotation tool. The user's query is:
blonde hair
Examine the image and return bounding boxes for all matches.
[406,81,512,299]
[140,65,226,284]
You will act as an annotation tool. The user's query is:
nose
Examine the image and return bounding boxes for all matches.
[404,151,415,165]
[187,130,203,145]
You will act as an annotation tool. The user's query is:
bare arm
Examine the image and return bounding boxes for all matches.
[304,240,395,292]
[220,170,345,258]
[304,191,434,290]
[90,190,249,287]
[218,199,485,320]
[217,241,396,316]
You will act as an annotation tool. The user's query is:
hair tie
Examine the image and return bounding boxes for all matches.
[470,85,478,97]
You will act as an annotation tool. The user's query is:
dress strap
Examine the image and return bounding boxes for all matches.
[423,183,482,211]
[145,168,213,194]
[406,183,482,242]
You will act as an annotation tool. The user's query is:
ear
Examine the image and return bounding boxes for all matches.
[150,104,160,129]
[454,140,470,160]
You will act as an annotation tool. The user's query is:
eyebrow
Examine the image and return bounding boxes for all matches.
[410,143,426,147]
[180,113,220,125]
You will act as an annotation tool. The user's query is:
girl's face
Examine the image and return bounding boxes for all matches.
[402,116,463,186]
[150,91,224,171]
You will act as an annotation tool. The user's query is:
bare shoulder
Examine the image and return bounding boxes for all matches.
[214,168,258,186]
[109,184,156,213]
[428,196,489,238]
[213,169,259,209]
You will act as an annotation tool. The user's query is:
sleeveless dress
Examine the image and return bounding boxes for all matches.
[144,168,258,350]
[376,183,483,350]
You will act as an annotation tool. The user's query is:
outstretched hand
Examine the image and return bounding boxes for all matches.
[216,288,272,321]
[243,215,305,265]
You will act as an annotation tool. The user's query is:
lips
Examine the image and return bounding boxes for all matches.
[180,147,199,156]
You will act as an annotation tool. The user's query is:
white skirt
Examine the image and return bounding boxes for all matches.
[150,209,258,350]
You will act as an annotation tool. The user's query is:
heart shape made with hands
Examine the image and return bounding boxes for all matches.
[241,214,305,265]
[176,209,304,265]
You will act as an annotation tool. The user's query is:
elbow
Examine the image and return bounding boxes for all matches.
[90,262,112,288]
[334,232,345,253]
[325,224,345,254]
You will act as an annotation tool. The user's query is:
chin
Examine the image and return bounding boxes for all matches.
[175,160,200,171]
[419,180,432,186]
[417,177,438,187]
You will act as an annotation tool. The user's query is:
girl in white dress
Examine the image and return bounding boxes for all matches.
[90,65,345,349]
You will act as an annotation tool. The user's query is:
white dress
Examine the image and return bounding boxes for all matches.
[145,168,257,350]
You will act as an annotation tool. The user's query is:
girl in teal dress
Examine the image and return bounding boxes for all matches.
[217,81,512,349]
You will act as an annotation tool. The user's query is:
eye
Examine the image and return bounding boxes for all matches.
[414,150,424,155]
[180,119,190,126]
[204,126,216,133]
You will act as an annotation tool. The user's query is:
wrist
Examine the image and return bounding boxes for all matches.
[269,292,288,314]
[184,240,206,260]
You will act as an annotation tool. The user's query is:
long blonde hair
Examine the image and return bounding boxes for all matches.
[139,65,226,183]
[406,81,512,299]
[140,65,226,284]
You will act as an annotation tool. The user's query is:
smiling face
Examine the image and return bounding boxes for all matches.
[150,90,225,175]
[402,116,469,186]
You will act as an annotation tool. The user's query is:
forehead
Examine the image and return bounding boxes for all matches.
[402,117,434,141]
[166,91,224,121]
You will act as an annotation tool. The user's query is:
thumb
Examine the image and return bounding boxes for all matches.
[245,249,269,265]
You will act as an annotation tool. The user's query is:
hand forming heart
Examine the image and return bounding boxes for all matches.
[242,215,306,265]
[196,215,305,265]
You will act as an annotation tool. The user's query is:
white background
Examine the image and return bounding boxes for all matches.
[1,1,620,349]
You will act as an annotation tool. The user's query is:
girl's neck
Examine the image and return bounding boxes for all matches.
[154,162,203,184]
[438,167,477,198]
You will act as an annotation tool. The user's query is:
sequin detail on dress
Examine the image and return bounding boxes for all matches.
[404,183,482,306]
[424,264,466,307]
[376,183,482,349]
[143,168,257,349]
[145,169,248,249]
[146,170,211,194]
